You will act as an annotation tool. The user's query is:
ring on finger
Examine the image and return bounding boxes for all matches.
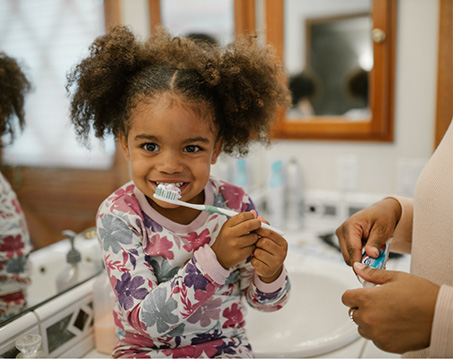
[348,307,358,325]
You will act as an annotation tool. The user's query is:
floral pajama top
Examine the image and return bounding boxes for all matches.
[96,177,290,358]
[0,173,32,321]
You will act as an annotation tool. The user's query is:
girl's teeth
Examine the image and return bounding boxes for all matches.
[157,182,183,187]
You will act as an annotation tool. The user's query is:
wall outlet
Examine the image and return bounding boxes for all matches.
[396,159,427,197]
[337,155,358,191]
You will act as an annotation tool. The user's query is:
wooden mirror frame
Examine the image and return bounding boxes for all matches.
[266,0,396,142]
[148,0,256,36]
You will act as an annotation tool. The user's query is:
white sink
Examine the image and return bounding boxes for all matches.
[246,252,360,358]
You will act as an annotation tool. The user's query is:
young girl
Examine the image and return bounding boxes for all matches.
[67,26,291,358]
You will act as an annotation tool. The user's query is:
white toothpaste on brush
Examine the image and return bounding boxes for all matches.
[359,239,392,287]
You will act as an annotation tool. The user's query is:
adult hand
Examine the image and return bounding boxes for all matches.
[336,198,402,267]
[342,262,440,354]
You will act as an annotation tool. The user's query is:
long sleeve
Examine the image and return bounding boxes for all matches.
[402,120,453,358]
[429,285,453,357]
[239,262,289,312]
[385,195,414,255]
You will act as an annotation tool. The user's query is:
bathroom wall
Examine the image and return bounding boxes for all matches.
[121,0,440,196]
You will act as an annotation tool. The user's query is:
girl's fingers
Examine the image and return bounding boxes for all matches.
[255,226,286,243]
[228,211,256,226]
[255,236,287,255]
[240,232,260,247]
[253,240,286,267]
[253,247,274,265]
[229,213,263,234]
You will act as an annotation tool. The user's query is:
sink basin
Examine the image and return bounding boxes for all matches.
[246,264,360,357]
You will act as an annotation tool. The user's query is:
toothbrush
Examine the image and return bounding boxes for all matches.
[153,184,284,236]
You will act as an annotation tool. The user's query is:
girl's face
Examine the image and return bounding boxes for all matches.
[119,94,222,224]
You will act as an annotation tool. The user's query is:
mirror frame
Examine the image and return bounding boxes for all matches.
[147,0,256,36]
[266,0,396,142]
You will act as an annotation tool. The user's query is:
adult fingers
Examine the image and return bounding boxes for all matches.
[353,262,398,285]
[341,287,364,309]
[363,227,391,258]
[336,224,363,266]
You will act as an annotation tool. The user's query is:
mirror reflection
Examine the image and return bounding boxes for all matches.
[0,52,101,327]
[285,0,372,121]
[267,0,395,141]
[0,51,33,323]
[160,0,234,45]
[0,0,109,325]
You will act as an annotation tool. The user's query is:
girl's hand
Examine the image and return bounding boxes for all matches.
[336,198,402,267]
[251,221,288,283]
[342,263,440,354]
[211,211,262,269]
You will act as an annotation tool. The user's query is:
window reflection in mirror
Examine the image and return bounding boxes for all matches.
[267,0,395,141]
[160,0,234,45]
[0,0,115,169]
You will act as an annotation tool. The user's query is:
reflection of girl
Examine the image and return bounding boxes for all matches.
[67,26,291,357]
[0,52,33,321]
[287,71,316,117]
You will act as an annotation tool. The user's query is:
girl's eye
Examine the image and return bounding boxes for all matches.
[184,145,201,153]
[143,143,159,152]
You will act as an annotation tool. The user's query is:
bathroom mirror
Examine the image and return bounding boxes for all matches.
[148,0,255,38]
[266,0,396,141]
[0,0,119,327]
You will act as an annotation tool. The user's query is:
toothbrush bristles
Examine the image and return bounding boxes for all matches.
[154,184,182,201]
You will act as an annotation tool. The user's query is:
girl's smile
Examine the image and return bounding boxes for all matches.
[119,94,222,224]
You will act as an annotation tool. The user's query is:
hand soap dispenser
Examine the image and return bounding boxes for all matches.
[55,230,81,292]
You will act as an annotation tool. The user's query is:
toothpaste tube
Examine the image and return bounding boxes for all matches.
[359,239,392,287]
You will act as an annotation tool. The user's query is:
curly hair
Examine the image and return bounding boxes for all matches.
[66,26,291,156]
[0,52,32,146]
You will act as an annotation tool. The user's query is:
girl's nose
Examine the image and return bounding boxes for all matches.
[156,151,183,174]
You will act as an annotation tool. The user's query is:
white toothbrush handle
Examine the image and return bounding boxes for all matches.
[206,206,284,234]
[173,201,237,216]
[174,200,284,235]
[211,206,240,217]
[206,206,285,235]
